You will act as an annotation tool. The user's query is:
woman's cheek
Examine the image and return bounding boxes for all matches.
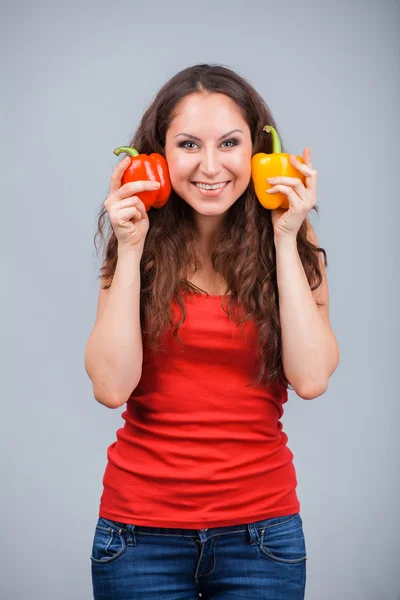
[168,156,194,183]
[232,151,251,177]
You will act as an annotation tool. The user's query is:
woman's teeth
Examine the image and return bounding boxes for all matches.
[194,181,228,190]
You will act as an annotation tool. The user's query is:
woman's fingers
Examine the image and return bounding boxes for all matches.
[109,157,130,194]
[116,180,160,200]
[117,197,142,218]
[116,206,142,225]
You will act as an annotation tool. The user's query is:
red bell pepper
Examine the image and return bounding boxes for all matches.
[113,146,172,211]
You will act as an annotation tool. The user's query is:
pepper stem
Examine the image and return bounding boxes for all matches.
[263,125,281,154]
[113,146,140,158]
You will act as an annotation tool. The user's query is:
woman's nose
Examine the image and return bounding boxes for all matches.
[200,150,221,175]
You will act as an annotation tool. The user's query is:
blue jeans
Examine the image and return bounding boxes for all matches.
[90,512,307,599]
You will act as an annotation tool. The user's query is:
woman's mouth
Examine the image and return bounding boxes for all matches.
[190,180,231,197]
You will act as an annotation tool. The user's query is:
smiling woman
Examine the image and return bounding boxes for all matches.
[94,64,327,392]
[88,63,332,599]
[165,94,253,215]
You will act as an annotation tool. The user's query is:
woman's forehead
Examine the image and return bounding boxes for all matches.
[168,94,248,136]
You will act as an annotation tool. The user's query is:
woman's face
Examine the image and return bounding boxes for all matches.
[164,93,253,219]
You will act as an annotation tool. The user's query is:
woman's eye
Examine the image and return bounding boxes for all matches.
[181,141,197,149]
[221,140,237,148]
[179,139,238,150]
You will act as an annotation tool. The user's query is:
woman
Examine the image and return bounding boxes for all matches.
[85,63,340,599]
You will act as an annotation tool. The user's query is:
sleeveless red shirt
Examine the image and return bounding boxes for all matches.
[98,291,300,528]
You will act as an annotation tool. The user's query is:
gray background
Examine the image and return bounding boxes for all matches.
[2,0,399,598]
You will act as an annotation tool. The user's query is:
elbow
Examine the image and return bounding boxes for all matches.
[93,376,142,409]
[291,344,340,400]
[294,379,329,400]
[94,392,127,409]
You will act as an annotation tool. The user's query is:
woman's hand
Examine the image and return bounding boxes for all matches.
[104,157,160,252]
[268,148,318,240]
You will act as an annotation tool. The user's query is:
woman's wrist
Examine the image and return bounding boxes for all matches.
[117,244,144,261]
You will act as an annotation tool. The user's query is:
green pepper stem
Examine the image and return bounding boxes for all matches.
[113,146,140,158]
[263,126,281,154]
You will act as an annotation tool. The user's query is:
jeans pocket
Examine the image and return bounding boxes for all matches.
[90,517,128,565]
[257,513,307,564]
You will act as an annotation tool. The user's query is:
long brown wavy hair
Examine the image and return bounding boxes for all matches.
[94,63,326,391]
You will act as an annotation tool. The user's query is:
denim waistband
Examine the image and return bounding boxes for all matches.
[98,513,300,540]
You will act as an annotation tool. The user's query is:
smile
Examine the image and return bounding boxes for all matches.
[191,181,231,197]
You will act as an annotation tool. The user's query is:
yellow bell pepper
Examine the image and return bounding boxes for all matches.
[251,125,306,210]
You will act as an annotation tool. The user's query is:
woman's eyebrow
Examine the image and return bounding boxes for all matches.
[175,129,243,142]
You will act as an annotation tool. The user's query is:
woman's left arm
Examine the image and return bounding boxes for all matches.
[267,147,340,399]
[275,225,340,399]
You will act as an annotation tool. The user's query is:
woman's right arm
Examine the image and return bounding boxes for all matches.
[84,159,160,408]
[84,247,144,409]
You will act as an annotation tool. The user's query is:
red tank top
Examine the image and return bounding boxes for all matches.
[98,291,300,528]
